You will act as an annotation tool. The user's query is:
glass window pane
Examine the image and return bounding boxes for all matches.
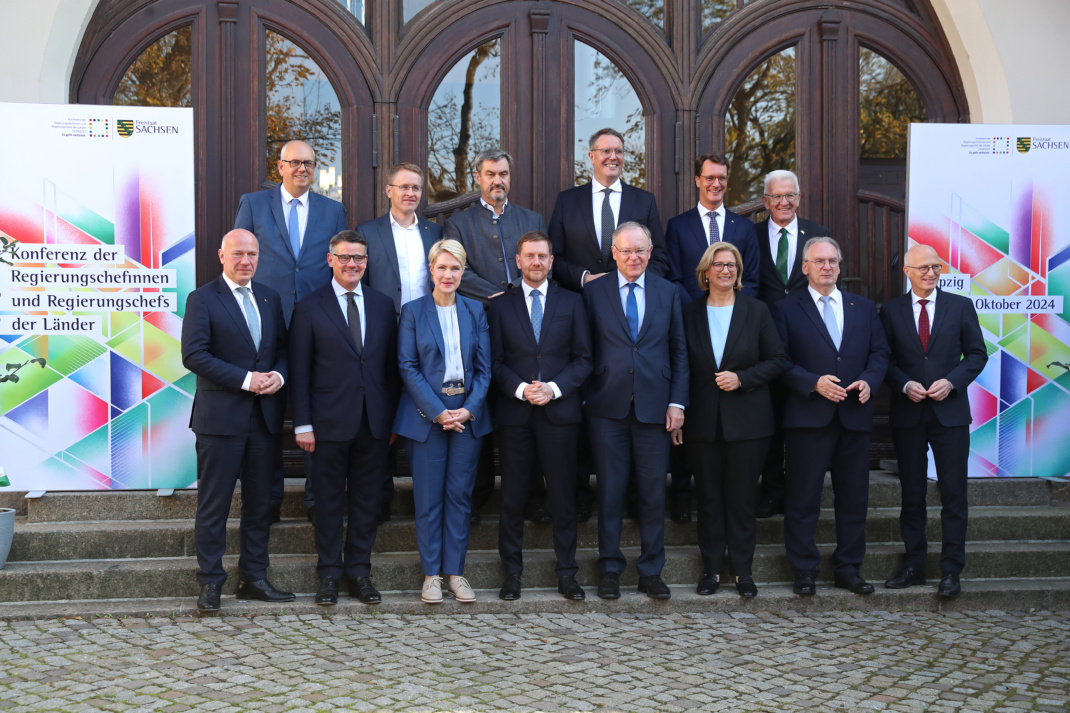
[332,0,364,24]
[404,0,437,23]
[265,31,343,199]
[724,46,796,207]
[574,42,646,190]
[624,0,664,29]
[859,47,927,160]
[113,26,192,107]
[702,1,738,35]
[426,38,501,203]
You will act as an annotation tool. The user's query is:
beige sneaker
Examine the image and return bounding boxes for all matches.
[448,575,476,602]
[421,575,443,604]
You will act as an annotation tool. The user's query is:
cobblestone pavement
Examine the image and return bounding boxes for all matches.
[0,610,1066,712]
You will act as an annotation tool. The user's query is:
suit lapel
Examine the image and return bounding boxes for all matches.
[927,289,947,351]
[792,223,809,281]
[377,216,401,282]
[685,208,708,252]
[302,193,322,259]
[841,294,858,353]
[457,298,474,368]
[637,277,658,342]
[896,295,924,355]
[538,285,560,345]
[720,296,747,368]
[580,186,599,249]
[605,274,632,338]
[424,297,446,359]
[690,299,720,372]
[269,188,293,260]
[802,293,837,351]
[323,287,359,355]
[216,278,257,352]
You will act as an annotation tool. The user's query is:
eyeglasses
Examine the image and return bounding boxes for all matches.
[592,148,625,158]
[612,246,650,257]
[710,262,738,272]
[806,258,840,268]
[906,264,943,275]
[700,175,727,185]
[388,184,422,193]
[763,192,799,203]
[281,159,317,170]
[332,253,367,264]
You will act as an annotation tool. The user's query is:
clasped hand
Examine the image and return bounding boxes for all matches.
[250,371,282,395]
[815,374,871,404]
[524,381,554,406]
[435,408,472,432]
[905,378,952,403]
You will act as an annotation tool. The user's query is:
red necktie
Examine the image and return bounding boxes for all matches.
[918,299,930,352]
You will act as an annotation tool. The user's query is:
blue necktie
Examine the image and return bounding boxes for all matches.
[288,199,301,258]
[625,282,639,342]
[530,289,542,344]
[707,210,720,245]
[820,295,841,349]
[238,286,260,350]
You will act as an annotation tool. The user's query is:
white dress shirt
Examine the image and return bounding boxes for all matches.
[390,212,430,307]
[592,178,622,245]
[911,289,937,333]
[220,273,283,392]
[699,203,725,244]
[280,186,309,246]
[808,284,844,336]
[768,216,800,277]
[513,279,562,401]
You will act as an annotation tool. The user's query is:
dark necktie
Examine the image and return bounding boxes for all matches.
[776,228,789,283]
[707,210,720,245]
[625,282,639,342]
[600,187,614,270]
[346,291,363,357]
[918,299,930,352]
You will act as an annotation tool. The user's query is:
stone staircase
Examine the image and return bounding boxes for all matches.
[0,472,1067,618]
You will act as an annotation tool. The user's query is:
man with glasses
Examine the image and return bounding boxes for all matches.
[583,222,688,600]
[880,244,987,598]
[289,230,400,606]
[772,236,888,597]
[357,163,441,523]
[234,139,349,523]
[754,169,831,519]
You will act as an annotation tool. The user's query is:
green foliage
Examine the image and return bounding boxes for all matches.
[113,27,192,108]
[859,48,927,160]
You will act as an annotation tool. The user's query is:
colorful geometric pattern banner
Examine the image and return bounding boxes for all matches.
[0,103,196,490]
[907,124,1070,478]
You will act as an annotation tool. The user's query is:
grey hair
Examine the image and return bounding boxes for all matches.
[802,236,843,262]
[612,221,652,247]
[763,169,800,194]
[473,148,513,173]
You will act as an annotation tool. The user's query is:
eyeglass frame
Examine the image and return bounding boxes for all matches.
[280,159,317,170]
[331,253,368,264]
[905,264,943,275]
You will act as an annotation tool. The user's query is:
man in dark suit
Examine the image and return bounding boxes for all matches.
[663,153,761,521]
[289,231,400,606]
[444,149,549,524]
[488,230,592,602]
[181,229,295,613]
[754,169,831,519]
[234,139,349,521]
[584,222,689,600]
[772,236,889,596]
[880,244,987,598]
[548,127,669,292]
[666,153,759,301]
[358,162,442,319]
[356,163,442,523]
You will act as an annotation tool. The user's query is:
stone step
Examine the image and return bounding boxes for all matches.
[0,541,1065,604]
[18,473,1060,523]
[9,506,1069,563]
[2,576,1068,621]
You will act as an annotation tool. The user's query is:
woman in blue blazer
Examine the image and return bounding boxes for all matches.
[394,239,492,604]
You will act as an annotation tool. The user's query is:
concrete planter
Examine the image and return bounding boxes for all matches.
[0,507,14,569]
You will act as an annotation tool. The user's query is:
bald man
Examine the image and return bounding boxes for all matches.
[879,244,987,598]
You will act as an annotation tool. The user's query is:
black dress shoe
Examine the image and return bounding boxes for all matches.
[754,498,784,519]
[834,574,875,594]
[315,577,339,605]
[793,573,816,596]
[499,573,522,601]
[236,579,296,602]
[351,576,382,604]
[306,505,316,524]
[597,572,621,600]
[525,502,553,524]
[269,506,282,524]
[558,576,586,600]
[576,501,592,523]
[638,575,671,599]
[884,566,926,589]
[938,572,961,598]
[670,499,691,523]
[696,574,720,595]
[735,576,758,598]
[197,583,221,612]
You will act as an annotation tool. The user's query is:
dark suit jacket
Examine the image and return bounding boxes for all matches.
[488,284,592,426]
[681,293,787,442]
[880,289,988,428]
[289,282,400,441]
[181,276,288,435]
[393,293,493,441]
[755,217,829,305]
[548,182,669,291]
[233,187,348,324]
[443,202,547,303]
[666,206,759,302]
[583,271,689,423]
[772,289,889,432]
[356,213,442,318]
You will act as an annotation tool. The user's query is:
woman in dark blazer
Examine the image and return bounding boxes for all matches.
[393,239,492,604]
[673,242,787,597]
